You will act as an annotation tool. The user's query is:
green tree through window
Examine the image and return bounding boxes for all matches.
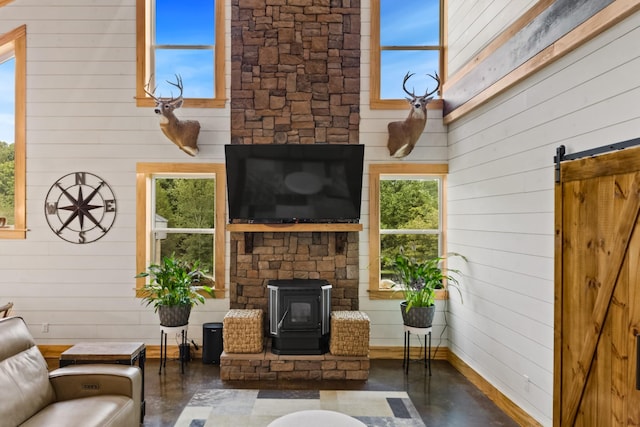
[369,164,447,296]
[153,177,215,275]
[136,163,226,298]
[379,178,441,281]
[0,141,14,223]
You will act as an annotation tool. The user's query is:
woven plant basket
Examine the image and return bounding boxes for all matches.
[400,302,435,328]
[158,304,192,327]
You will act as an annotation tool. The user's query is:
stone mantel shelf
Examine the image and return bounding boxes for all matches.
[226,223,363,233]
[227,223,362,254]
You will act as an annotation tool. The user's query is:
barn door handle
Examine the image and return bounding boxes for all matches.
[637,335,640,390]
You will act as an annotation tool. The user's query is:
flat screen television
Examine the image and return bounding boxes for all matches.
[225,144,364,224]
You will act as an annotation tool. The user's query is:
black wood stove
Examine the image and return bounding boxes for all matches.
[267,279,331,355]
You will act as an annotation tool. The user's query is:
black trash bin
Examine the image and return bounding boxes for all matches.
[202,322,223,364]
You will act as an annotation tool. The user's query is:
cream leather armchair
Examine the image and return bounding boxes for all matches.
[0,317,141,427]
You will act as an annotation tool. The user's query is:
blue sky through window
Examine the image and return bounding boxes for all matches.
[0,58,14,144]
[156,0,214,45]
[380,0,439,46]
[0,1,441,140]
[380,0,441,99]
[154,50,214,98]
[152,0,215,99]
[381,51,440,99]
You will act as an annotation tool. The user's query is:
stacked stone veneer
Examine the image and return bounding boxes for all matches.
[221,350,369,381]
[229,231,359,313]
[229,0,362,308]
[226,0,364,380]
[230,0,360,144]
[226,230,364,381]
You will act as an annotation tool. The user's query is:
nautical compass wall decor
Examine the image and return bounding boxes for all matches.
[44,172,117,244]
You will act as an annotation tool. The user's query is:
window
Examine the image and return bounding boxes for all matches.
[0,25,26,240]
[368,164,448,298]
[136,0,226,108]
[136,163,226,298]
[370,0,443,109]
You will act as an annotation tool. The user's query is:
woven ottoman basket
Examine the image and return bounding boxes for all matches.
[330,310,370,357]
[223,309,263,353]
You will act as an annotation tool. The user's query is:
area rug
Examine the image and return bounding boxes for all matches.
[173,389,426,427]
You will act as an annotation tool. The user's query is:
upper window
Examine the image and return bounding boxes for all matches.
[136,163,226,298]
[136,0,226,108]
[370,0,443,109]
[0,25,26,240]
[368,164,448,298]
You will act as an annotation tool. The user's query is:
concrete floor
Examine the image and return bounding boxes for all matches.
[142,357,519,426]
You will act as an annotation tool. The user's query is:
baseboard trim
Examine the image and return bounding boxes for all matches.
[41,345,450,361]
[369,346,448,360]
[447,352,542,427]
[39,343,539,425]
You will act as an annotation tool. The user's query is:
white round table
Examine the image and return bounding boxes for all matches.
[267,410,366,427]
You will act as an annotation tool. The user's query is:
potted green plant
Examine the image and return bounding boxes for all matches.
[390,249,465,328]
[136,255,214,327]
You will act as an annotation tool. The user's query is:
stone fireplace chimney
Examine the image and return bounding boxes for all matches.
[230,0,361,145]
[228,0,362,319]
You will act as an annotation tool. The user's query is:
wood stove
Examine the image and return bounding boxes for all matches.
[267,279,331,355]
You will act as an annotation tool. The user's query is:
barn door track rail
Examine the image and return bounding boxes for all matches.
[554,137,640,183]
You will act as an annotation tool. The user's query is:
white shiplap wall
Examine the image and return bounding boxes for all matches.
[447,0,537,76]
[0,0,449,354]
[359,0,449,350]
[0,0,232,345]
[446,2,640,424]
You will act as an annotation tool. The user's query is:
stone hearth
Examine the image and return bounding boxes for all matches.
[220,348,369,381]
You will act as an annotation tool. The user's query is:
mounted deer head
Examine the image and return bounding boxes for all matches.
[387,72,441,158]
[145,75,200,156]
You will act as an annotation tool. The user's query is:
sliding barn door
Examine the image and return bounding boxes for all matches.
[555,146,640,426]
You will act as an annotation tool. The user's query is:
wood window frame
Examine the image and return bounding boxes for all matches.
[135,0,226,108]
[368,163,448,299]
[369,0,445,110]
[0,25,26,240]
[135,163,226,298]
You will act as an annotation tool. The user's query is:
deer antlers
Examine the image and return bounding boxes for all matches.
[402,71,441,100]
[144,74,184,102]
